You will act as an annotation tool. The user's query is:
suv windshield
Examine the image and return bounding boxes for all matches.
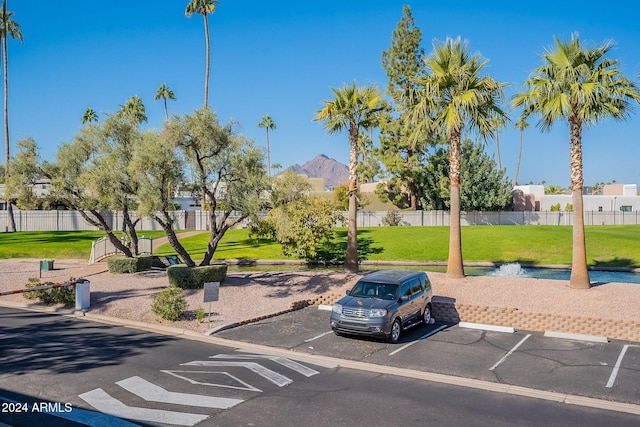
[349,281,398,300]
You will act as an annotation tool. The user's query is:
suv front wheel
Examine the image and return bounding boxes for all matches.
[421,304,432,326]
[387,318,402,343]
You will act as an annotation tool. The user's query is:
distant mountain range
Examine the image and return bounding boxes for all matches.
[287,154,349,190]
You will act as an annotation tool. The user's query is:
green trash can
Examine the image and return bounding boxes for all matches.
[40,260,54,271]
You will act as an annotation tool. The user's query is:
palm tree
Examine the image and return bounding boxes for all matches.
[314,82,385,273]
[154,83,176,122]
[1,1,22,232]
[257,114,276,177]
[185,0,218,109]
[409,37,507,278]
[82,107,98,124]
[117,95,147,125]
[513,34,640,289]
[514,117,529,185]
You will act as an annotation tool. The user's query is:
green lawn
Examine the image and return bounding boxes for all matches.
[154,225,640,268]
[1,226,638,268]
[0,230,170,259]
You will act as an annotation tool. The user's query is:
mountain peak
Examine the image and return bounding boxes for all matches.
[288,154,348,190]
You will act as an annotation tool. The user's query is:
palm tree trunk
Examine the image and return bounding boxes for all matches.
[163,98,169,122]
[446,129,464,278]
[515,129,523,186]
[344,120,359,273]
[496,132,502,170]
[2,0,15,232]
[202,13,210,109]
[568,118,590,289]
[265,128,271,178]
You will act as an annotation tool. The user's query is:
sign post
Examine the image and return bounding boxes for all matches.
[203,282,220,329]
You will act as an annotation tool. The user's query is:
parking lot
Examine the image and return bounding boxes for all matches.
[216,306,640,405]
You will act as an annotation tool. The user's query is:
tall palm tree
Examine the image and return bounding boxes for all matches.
[314,82,384,273]
[257,114,276,177]
[513,34,640,289]
[154,83,176,122]
[118,95,147,125]
[1,1,22,232]
[514,117,529,186]
[185,0,218,109]
[409,37,507,278]
[82,107,98,124]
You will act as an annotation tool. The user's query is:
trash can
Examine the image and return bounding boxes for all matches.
[75,278,90,310]
[40,260,54,271]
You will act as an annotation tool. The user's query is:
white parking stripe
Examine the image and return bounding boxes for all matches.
[489,334,532,371]
[389,325,447,356]
[304,331,333,342]
[606,345,639,388]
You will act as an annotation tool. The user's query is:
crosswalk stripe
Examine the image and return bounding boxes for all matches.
[182,361,293,387]
[161,369,262,392]
[235,349,338,369]
[78,388,208,427]
[210,354,320,377]
[117,376,243,409]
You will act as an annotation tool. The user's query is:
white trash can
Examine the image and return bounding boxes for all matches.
[75,278,90,310]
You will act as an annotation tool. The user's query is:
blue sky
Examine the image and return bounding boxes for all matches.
[7,0,640,187]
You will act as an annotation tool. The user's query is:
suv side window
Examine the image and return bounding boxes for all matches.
[424,277,432,292]
[410,278,423,295]
[400,282,412,298]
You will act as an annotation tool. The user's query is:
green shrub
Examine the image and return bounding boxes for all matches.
[167,262,228,289]
[195,306,205,323]
[151,287,188,321]
[564,203,573,212]
[549,203,561,212]
[381,209,402,226]
[107,255,153,273]
[23,277,75,306]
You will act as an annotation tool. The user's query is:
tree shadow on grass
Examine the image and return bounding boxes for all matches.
[592,257,636,269]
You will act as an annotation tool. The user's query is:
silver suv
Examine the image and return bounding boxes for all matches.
[330,270,433,343]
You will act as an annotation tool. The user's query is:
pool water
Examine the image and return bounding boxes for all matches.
[229,262,640,284]
[466,263,640,285]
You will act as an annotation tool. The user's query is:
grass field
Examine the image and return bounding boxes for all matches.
[1,226,638,268]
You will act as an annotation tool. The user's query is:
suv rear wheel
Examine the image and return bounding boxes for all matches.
[387,318,402,343]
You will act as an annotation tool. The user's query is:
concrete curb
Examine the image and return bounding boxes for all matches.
[544,330,609,343]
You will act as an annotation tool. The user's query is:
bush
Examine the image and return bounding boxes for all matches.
[151,287,188,321]
[167,262,228,289]
[381,209,403,226]
[23,277,75,306]
[196,306,205,323]
[107,255,153,273]
[550,203,561,212]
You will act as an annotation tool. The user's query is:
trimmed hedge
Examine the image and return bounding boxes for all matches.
[107,255,154,273]
[167,262,228,289]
